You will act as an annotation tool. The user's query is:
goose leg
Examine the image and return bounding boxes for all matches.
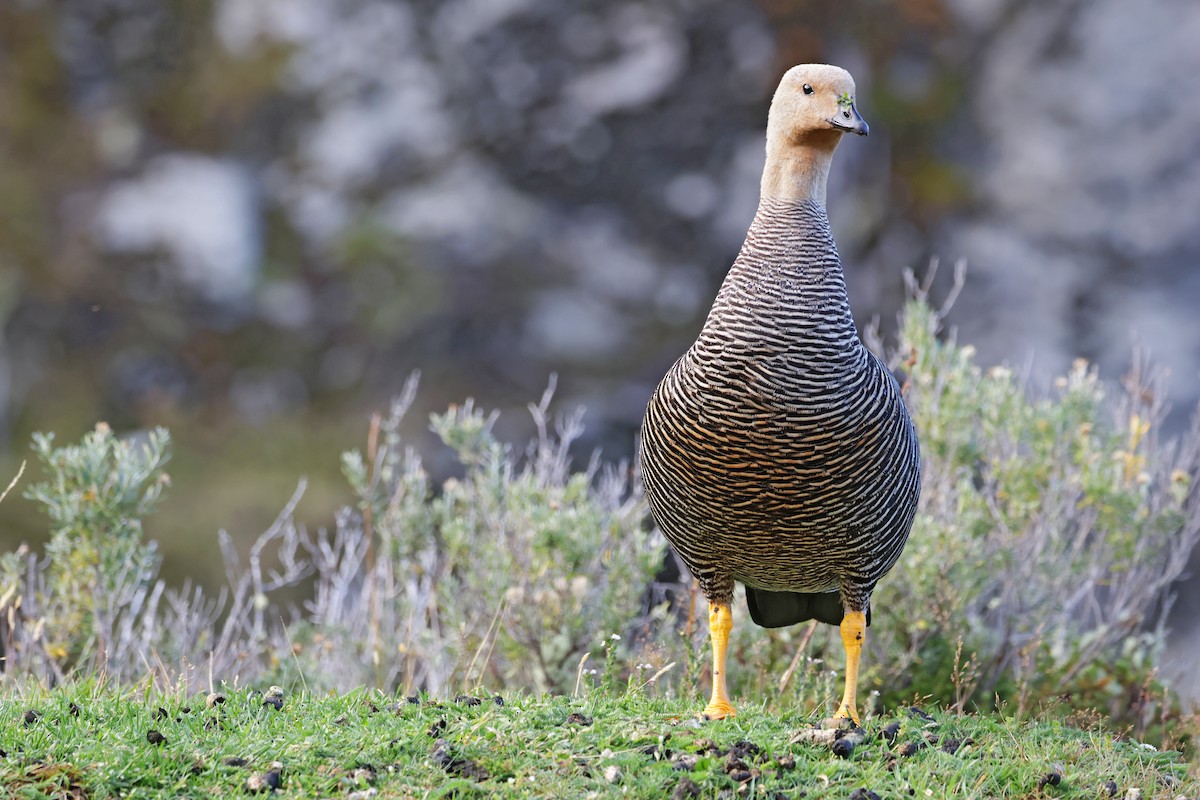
[702,601,737,719]
[832,609,866,725]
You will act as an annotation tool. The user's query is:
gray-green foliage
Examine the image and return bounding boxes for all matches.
[0,377,659,695]
[332,375,662,694]
[867,272,1200,720]
[2,424,170,675]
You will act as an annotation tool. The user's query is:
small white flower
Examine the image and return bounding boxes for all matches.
[610,633,622,641]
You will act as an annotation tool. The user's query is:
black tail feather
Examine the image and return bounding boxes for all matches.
[744,587,871,628]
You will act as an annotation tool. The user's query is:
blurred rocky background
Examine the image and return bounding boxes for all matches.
[1,0,1199,694]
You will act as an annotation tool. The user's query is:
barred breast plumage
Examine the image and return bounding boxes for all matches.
[642,197,920,610]
[638,63,920,723]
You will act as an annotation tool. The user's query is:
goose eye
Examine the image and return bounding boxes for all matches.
[802,83,814,95]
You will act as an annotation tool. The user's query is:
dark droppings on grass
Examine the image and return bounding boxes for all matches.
[907,707,936,722]
[146,729,166,745]
[728,766,759,783]
[672,777,701,798]
[663,735,773,786]
[791,727,845,749]
[848,788,881,800]
[244,769,281,793]
[454,694,482,706]
[68,702,80,718]
[793,725,873,759]
[22,709,40,726]
[432,739,490,781]
[640,742,673,761]
[1038,771,1062,789]
[262,687,285,711]
[1103,779,1118,795]
[832,728,868,758]
[939,736,973,755]
[349,763,378,784]
[672,753,699,771]
[731,739,764,759]
[2,690,1196,799]
[723,753,749,773]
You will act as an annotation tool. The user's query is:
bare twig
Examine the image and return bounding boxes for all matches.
[778,621,820,694]
[0,460,25,505]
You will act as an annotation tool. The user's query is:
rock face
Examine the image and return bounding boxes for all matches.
[97,155,260,303]
[935,0,1200,415]
[9,0,1196,432]
[215,0,780,418]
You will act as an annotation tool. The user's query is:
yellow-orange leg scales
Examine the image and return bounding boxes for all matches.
[833,610,866,725]
[701,602,736,719]
[700,603,868,725]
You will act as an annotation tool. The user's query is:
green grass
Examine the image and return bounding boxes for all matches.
[1,685,1195,799]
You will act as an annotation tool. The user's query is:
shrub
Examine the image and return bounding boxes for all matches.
[302,373,663,694]
[867,270,1200,726]
[1,424,169,679]
[0,377,662,696]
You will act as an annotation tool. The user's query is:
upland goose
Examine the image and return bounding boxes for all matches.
[640,64,920,724]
